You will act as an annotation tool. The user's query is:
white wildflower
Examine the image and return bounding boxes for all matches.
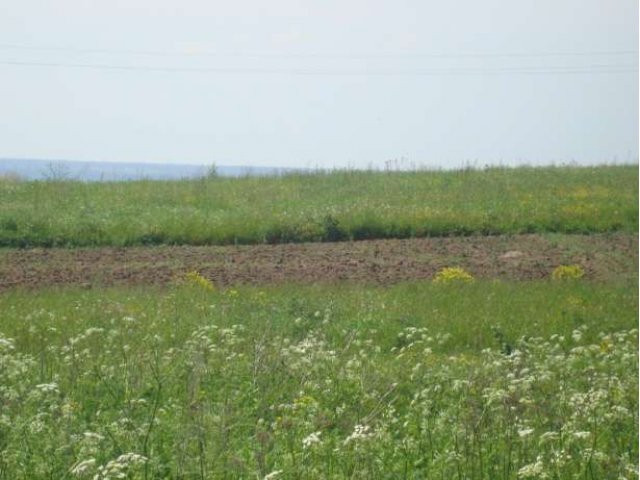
[584,448,608,462]
[84,327,104,336]
[302,431,322,449]
[518,456,546,478]
[264,470,283,480]
[518,428,535,438]
[93,453,147,480]
[538,431,560,444]
[115,453,147,463]
[344,424,373,445]
[70,458,96,476]
[0,337,14,351]
[35,382,59,394]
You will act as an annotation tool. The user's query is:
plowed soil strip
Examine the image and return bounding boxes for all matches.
[0,233,636,291]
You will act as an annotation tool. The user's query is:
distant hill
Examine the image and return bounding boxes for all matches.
[0,158,303,181]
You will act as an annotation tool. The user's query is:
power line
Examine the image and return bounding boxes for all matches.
[0,43,637,60]
[0,59,636,76]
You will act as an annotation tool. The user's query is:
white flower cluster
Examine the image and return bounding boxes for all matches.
[302,431,322,449]
[93,453,147,480]
[344,424,374,445]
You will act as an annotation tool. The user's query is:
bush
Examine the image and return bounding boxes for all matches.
[183,270,216,291]
[551,264,585,280]
[433,266,475,283]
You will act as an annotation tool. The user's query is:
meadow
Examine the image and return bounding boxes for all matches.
[0,279,637,479]
[0,165,637,247]
[0,164,637,479]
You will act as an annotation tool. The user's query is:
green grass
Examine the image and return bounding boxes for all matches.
[0,165,637,247]
[0,279,636,478]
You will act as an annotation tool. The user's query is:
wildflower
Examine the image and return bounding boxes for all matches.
[344,424,373,445]
[264,470,283,480]
[0,337,14,351]
[93,453,147,480]
[517,456,546,478]
[551,264,585,280]
[82,432,104,442]
[294,395,317,408]
[84,327,105,336]
[69,458,96,476]
[184,271,215,291]
[518,428,535,438]
[302,431,322,449]
[432,267,474,284]
[35,382,59,394]
[538,431,560,444]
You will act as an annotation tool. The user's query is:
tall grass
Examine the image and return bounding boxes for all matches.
[0,165,637,247]
[0,279,636,478]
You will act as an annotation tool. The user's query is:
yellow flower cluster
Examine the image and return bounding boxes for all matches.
[184,271,216,291]
[433,267,474,284]
[551,265,585,280]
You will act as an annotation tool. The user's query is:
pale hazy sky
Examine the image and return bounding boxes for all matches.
[1,0,638,169]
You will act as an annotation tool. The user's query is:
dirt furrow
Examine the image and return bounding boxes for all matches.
[0,233,636,290]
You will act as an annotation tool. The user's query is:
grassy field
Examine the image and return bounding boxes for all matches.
[0,278,637,479]
[0,164,637,479]
[0,165,637,247]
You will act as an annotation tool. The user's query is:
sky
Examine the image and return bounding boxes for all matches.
[0,0,638,169]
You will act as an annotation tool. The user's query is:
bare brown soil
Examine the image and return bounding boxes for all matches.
[0,233,636,291]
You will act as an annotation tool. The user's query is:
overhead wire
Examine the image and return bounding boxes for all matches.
[0,59,636,76]
[0,42,637,59]
[0,43,636,76]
